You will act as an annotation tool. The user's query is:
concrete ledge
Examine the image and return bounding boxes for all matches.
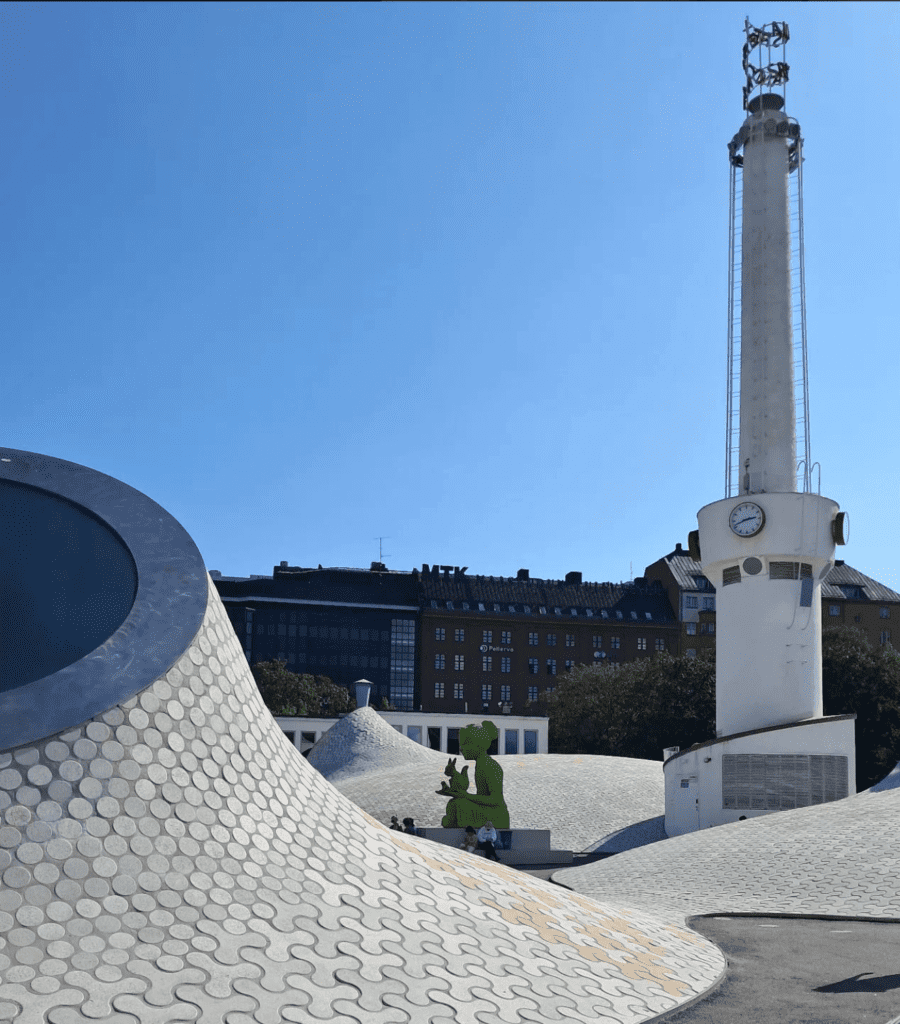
[417,827,573,865]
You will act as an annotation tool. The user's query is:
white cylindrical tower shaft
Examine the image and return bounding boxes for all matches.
[739,95,797,495]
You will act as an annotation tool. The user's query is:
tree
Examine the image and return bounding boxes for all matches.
[543,631,900,789]
[250,659,355,717]
[542,652,715,760]
[822,626,900,790]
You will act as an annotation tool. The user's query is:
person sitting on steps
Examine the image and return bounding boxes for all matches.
[476,820,500,861]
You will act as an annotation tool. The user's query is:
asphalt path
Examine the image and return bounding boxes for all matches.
[649,916,900,1024]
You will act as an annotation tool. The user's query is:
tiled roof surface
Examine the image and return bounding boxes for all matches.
[820,561,900,602]
[654,549,900,604]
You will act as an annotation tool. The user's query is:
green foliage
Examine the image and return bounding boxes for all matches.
[378,696,397,711]
[543,653,715,760]
[822,627,900,790]
[544,630,900,788]
[250,659,355,717]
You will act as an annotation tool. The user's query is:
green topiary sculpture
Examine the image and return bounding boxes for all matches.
[436,719,509,829]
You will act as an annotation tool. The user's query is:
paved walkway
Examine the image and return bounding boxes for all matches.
[553,785,900,925]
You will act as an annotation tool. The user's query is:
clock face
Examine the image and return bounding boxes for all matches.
[729,501,765,537]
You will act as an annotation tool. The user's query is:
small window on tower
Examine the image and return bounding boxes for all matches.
[723,566,741,586]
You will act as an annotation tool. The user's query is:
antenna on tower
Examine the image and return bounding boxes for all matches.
[375,536,390,562]
[741,18,789,111]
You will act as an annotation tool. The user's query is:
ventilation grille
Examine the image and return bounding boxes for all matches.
[769,561,812,580]
[722,566,741,586]
[722,753,848,810]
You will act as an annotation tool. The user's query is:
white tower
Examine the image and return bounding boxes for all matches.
[664,22,855,835]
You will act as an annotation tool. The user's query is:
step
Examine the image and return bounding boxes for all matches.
[497,849,574,866]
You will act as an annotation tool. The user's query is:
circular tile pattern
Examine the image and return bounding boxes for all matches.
[0,577,725,1024]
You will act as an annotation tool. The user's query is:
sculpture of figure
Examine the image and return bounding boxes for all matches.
[439,720,509,829]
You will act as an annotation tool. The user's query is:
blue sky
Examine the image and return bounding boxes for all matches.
[4,1,898,590]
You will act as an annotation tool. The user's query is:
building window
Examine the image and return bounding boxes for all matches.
[881,607,891,619]
[546,634,557,646]
[407,726,422,744]
[435,627,445,641]
[454,655,464,671]
[528,658,539,675]
[528,686,538,702]
[524,729,538,753]
[707,623,716,634]
[454,682,464,700]
[545,686,556,694]
[546,659,556,675]
[482,684,492,701]
[390,618,416,712]
[881,631,892,646]
[454,628,465,642]
[528,632,538,646]
[564,660,574,672]
[483,630,493,644]
[435,654,445,670]
[686,623,696,635]
[434,682,444,698]
[501,657,511,673]
[686,596,698,609]
[565,634,575,647]
[501,630,511,644]
[592,635,602,648]
[702,598,715,611]
[482,656,492,672]
[610,637,620,649]
[829,605,841,616]
[504,729,518,754]
[686,649,697,659]
[500,685,511,702]
[655,638,666,652]
[637,637,647,650]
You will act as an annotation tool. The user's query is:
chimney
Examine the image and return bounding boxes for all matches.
[565,571,582,585]
[516,569,529,581]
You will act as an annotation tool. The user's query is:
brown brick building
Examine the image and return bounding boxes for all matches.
[417,564,678,716]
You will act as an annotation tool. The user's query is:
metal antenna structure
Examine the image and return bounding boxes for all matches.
[726,19,811,497]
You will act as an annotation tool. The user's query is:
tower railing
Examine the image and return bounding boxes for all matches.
[725,160,742,498]
[726,18,812,498]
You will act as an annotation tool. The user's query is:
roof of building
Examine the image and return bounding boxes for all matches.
[418,567,675,622]
[213,563,420,607]
[649,547,900,603]
[821,561,900,603]
[212,562,677,622]
[648,545,714,593]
